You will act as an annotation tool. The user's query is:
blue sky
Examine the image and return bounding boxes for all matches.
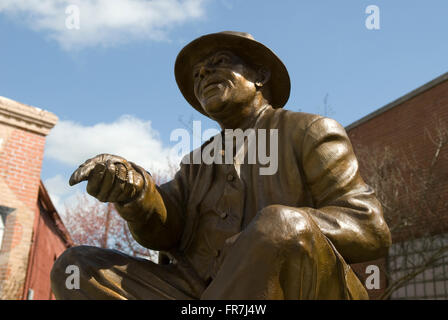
[1,0,447,211]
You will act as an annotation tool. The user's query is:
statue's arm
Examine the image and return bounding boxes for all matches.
[114,164,188,251]
[297,116,391,263]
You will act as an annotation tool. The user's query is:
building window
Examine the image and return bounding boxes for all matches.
[27,288,34,300]
[0,205,15,250]
[0,214,4,249]
[388,233,448,299]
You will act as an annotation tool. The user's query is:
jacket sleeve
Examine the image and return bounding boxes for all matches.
[298,117,391,263]
[114,162,189,251]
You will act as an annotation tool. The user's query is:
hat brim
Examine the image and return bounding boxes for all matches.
[175,32,291,117]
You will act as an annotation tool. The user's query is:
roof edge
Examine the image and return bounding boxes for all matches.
[346,71,448,131]
[0,96,58,136]
[38,181,74,247]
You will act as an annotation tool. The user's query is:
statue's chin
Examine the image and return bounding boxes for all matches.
[201,96,228,116]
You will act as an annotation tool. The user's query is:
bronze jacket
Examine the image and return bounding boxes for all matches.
[115,105,391,265]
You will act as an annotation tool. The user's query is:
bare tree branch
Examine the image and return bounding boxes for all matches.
[354,118,448,299]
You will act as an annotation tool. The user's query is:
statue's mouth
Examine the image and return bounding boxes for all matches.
[203,80,222,90]
[201,80,224,96]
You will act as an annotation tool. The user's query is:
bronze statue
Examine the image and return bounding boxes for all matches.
[51,31,391,299]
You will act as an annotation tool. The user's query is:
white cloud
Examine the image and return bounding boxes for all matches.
[44,174,72,197]
[43,176,92,219]
[0,0,207,50]
[45,115,181,174]
[44,115,184,215]
[43,174,74,213]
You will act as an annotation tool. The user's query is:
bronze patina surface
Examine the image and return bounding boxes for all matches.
[51,31,391,300]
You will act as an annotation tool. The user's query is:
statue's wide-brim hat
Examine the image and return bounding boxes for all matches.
[175,31,291,116]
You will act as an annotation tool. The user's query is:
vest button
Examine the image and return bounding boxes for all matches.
[219,211,228,219]
[227,173,234,181]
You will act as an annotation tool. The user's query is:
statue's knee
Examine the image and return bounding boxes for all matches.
[50,246,94,286]
[252,205,315,250]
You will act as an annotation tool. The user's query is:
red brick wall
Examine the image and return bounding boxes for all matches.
[346,78,448,299]
[0,124,47,299]
[22,200,71,300]
[0,128,46,263]
[0,129,46,210]
[0,97,59,299]
[348,80,448,187]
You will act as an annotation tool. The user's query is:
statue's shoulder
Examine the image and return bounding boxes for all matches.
[271,108,347,134]
[268,107,323,132]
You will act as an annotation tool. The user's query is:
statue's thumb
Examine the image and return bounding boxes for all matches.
[69,169,86,186]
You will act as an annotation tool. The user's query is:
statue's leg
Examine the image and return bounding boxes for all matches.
[201,204,368,300]
[50,245,200,300]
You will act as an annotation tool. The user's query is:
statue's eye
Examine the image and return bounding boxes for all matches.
[214,55,229,65]
[193,68,200,78]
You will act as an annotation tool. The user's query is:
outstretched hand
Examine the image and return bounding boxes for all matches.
[69,154,144,203]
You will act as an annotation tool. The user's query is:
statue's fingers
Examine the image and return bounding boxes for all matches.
[96,160,116,202]
[102,154,129,167]
[133,170,144,191]
[86,163,106,197]
[108,180,126,203]
[107,165,127,202]
[116,163,128,181]
[119,159,133,172]
[69,160,97,186]
[69,154,108,186]
[116,170,141,203]
[116,183,135,203]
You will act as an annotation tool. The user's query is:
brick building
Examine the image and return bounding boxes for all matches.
[21,181,73,299]
[348,72,448,299]
[0,96,72,300]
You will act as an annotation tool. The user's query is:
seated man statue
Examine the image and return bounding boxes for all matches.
[51,31,391,300]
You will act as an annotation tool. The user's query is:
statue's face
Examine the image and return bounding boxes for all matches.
[193,50,259,114]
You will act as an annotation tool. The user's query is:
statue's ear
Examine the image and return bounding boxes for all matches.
[255,67,271,88]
